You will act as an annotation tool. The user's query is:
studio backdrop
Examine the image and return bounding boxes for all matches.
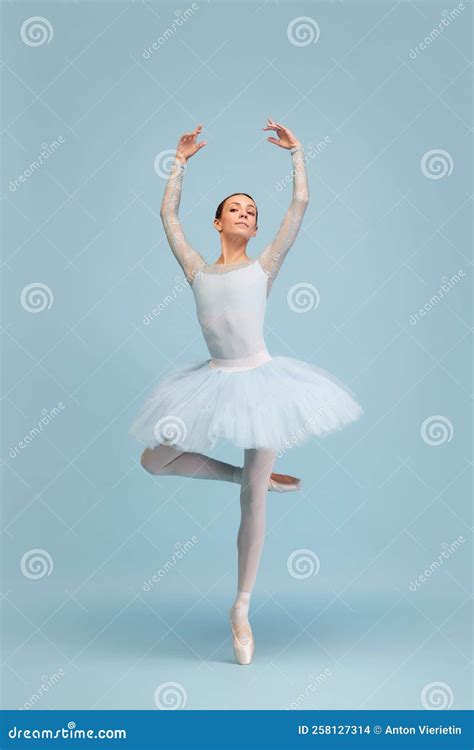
[1,0,472,712]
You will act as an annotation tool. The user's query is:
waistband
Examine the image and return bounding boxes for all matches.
[208,348,273,372]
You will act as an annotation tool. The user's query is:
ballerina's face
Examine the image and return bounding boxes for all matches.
[214,194,258,240]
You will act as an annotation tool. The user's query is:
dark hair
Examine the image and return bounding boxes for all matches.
[215,193,258,224]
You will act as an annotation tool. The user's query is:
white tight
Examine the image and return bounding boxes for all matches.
[140,445,276,594]
[141,445,237,484]
[236,448,276,591]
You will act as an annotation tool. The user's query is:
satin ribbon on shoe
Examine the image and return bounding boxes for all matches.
[229,608,255,665]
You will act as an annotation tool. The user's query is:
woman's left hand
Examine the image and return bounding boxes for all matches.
[263,118,301,149]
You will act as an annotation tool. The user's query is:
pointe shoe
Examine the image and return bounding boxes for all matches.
[234,467,301,494]
[268,474,302,493]
[229,608,255,665]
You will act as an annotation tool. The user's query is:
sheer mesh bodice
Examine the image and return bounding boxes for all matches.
[160,146,309,287]
[159,146,309,369]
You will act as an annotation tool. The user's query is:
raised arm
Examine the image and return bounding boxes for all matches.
[160,124,207,285]
[257,119,309,288]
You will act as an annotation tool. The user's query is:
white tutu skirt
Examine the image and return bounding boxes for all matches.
[129,356,363,454]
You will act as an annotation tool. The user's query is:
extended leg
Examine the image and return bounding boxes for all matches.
[230,448,276,663]
[236,448,276,592]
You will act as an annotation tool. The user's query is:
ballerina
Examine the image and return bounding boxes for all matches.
[130,119,363,665]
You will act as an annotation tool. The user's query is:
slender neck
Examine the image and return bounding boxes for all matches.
[215,232,251,265]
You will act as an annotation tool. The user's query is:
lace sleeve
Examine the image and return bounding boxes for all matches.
[160,157,207,285]
[257,145,309,288]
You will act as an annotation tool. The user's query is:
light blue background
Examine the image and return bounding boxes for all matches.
[1,0,472,711]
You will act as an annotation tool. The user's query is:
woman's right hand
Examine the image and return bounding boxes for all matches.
[175,124,207,163]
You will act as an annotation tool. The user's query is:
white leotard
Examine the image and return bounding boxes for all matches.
[159,146,309,371]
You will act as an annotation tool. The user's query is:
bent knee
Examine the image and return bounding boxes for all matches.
[140,449,154,474]
[140,446,176,475]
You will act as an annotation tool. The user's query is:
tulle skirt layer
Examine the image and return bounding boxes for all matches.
[129,356,363,454]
